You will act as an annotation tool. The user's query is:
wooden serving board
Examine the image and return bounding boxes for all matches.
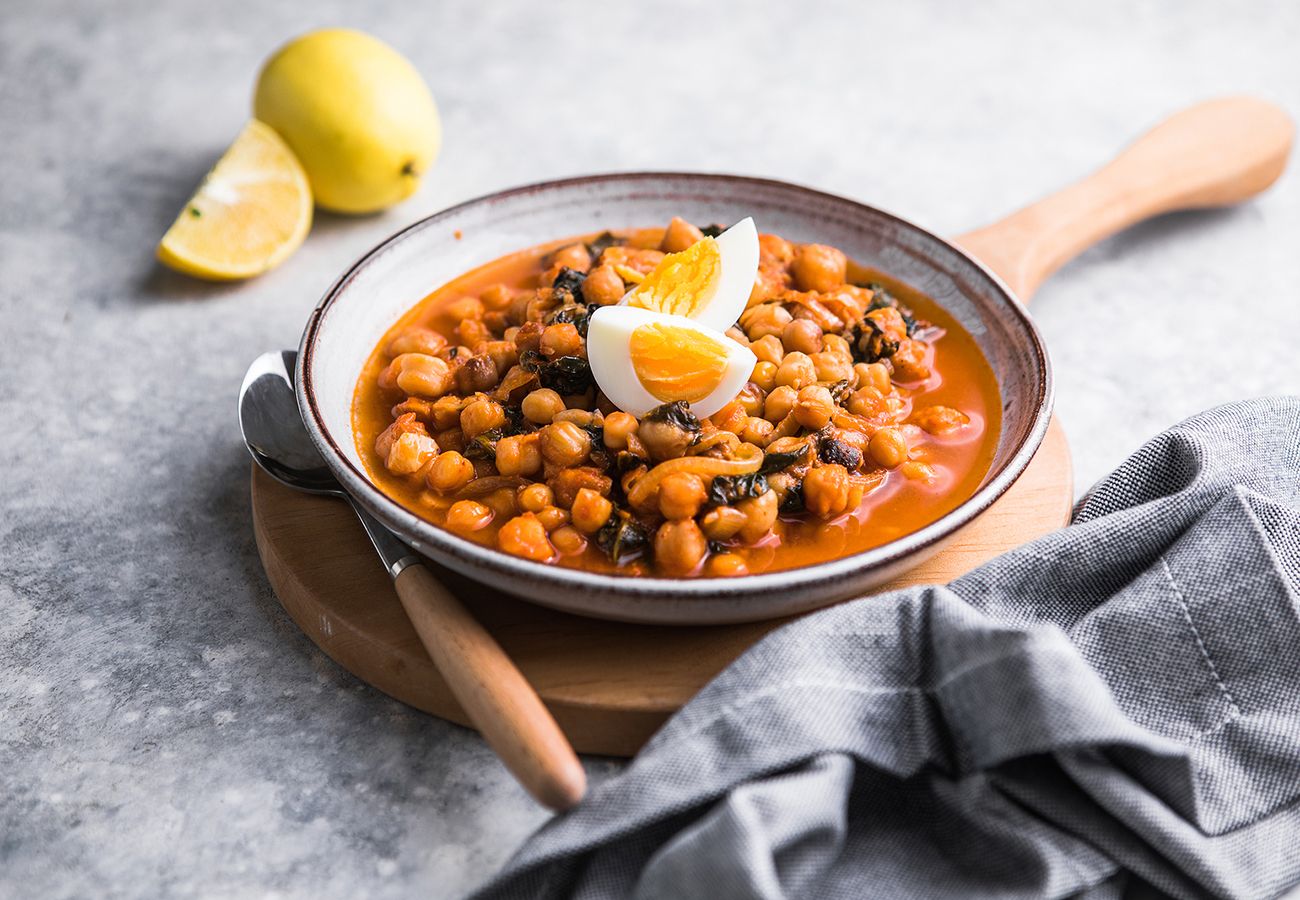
[251,417,1072,758]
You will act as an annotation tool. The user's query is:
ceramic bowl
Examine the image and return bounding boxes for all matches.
[296,173,1052,625]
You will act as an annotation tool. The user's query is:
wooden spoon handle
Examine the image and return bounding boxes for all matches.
[392,563,587,810]
[956,96,1293,302]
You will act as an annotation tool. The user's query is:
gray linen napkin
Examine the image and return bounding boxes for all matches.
[470,398,1300,900]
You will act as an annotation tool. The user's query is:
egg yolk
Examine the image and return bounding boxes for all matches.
[626,237,721,319]
[629,322,730,403]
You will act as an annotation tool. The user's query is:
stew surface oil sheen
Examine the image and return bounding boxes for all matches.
[353,220,1000,578]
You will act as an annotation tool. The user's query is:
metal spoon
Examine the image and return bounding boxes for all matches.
[239,350,586,810]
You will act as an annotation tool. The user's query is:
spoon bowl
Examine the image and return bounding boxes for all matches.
[239,350,341,496]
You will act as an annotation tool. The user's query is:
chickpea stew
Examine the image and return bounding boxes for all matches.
[353,219,1000,578]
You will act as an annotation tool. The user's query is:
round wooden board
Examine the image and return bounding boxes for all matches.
[252,418,1072,757]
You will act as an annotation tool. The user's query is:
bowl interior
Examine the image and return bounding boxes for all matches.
[299,173,1050,624]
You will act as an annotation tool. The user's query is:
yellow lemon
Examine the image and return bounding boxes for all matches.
[253,29,441,214]
[157,119,312,281]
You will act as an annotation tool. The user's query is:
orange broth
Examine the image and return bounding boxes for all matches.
[353,228,1001,576]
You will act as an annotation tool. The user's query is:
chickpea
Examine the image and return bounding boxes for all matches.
[911,405,970,435]
[482,488,520,521]
[638,418,694,461]
[374,413,423,458]
[751,361,778,392]
[792,244,848,293]
[660,216,705,253]
[495,433,543,476]
[392,396,436,421]
[794,385,836,430]
[517,483,554,513]
[736,490,779,543]
[750,335,785,366]
[658,472,707,520]
[581,264,626,306]
[521,388,565,425]
[866,307,909,341]
[385,431,438,475]
[435,428,465,453]
[570,488,613,533]
[654,519,708,575]
[822,333,852,358]
[480,284,513,311]
[602,412,638,451]
[726,326,749,346]
[456,318,491,348]
[758,233,796,265]
[749,265,789,305]
[460,398,506,438]
[741,304,793,341]
[854,362,891,393]
[540,420,593,467]
[868,427,908,469]
[540,322,584,359]
[740,416,775,445]
[726,384,760,419]
[599,245,664,273]
[774,352,817,391]
[428,395,464,430]
[782,318,824,355]
[455,354,499,394]
[891,339,931,382]
[425,450,475,493]
[553,408,599,427]
[387,327,447,357]
[391,353,452,399]
[550,468,612,508]
[766,471,797,505]
[443,296,484,323]
[512,321,544,353]
[498,513,556,562]
[763,385,798,422]
[700,505,747,541]
[482,340,519,375]
[550,525,588,556]
[803,464,854,518]
[535,505,570,531]
[707,554,749,577]
[445,499,494,533]
[550,243,592,274]
[900,460,939,483]
[847,386,888,419]
[811,351,853,384]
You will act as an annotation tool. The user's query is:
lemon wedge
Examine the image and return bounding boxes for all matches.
[157,120,312,280]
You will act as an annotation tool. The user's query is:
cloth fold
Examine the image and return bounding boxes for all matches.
[471,398,1300,900]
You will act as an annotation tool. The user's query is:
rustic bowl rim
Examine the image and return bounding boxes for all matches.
[296,172,1054,608]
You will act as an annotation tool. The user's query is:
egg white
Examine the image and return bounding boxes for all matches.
[587,305,757,419]
[621,217,759,333]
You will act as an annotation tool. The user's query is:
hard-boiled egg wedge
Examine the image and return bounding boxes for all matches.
[587,306,757,419]
[622,217,758,332]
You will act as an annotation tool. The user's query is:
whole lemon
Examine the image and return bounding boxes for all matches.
[254,29,441,214]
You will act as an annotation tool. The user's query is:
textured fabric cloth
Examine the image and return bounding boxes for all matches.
[471,398,1300,900]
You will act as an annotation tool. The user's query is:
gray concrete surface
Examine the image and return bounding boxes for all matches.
[2,0,1297,897]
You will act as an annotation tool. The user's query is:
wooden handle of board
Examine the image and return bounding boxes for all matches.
[956,96,1293,302]
[392,563,587,810]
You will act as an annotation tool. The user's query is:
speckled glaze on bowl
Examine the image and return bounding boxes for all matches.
[297,173,1052,625]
